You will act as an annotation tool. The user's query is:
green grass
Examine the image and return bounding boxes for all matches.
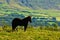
[0,26,60,40]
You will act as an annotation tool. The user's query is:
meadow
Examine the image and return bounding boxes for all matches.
[0,3,60,40]
[0,1,60,40]
[0,26,60,40]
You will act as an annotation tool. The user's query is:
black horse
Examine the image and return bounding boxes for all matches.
[12,16,32,31]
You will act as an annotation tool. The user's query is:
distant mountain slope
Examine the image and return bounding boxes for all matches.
[17,0,60,10]
[0,0,60,10]
[0,0,60,26]
[0,0,31,10]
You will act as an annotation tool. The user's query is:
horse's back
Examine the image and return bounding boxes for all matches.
[13,18,22,21]
[12,18,22,24]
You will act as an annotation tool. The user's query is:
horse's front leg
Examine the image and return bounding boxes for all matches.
[24,25,27,32]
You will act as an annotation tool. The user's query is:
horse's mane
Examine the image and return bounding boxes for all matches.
[22,16,31,20]
[13,16,31,21]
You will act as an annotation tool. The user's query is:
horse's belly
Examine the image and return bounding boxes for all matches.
[19,23,24,26]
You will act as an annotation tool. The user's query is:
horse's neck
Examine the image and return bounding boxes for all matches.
[22,18,28,22]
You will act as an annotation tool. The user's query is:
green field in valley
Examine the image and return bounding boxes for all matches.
[0,26,60,40]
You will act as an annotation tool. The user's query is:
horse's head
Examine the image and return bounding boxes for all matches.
[27,16,32,23]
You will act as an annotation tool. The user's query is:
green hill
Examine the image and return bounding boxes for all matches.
[0,0,60,10]
[0,0,60,26]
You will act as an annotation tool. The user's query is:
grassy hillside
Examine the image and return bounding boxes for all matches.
[0,1,60,17]
[0,2,60,26]
[0,4,60,26]
[0,1,60,40]
[0,0,60,10]
[0,26,60,40]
